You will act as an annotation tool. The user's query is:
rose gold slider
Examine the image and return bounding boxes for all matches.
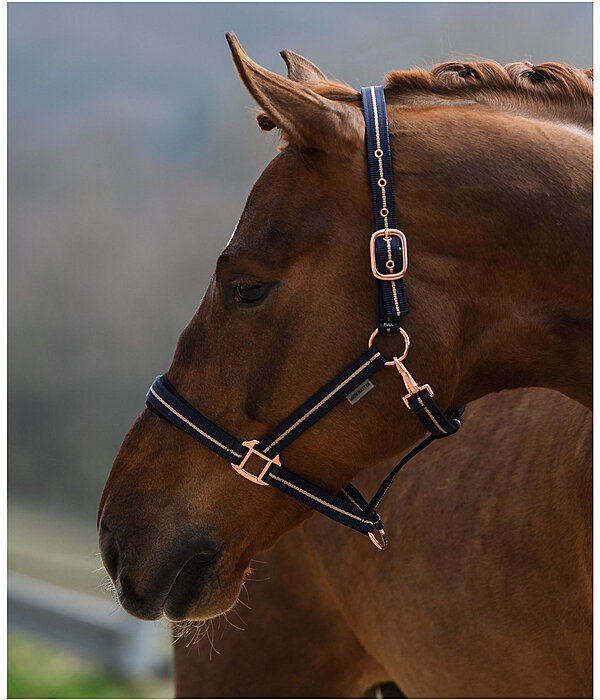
[231,440,279,486]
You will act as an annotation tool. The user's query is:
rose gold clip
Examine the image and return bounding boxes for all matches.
[231,440,280,487]
[367,327,433,408]
[392,358,434,408]
[369,228,408,281]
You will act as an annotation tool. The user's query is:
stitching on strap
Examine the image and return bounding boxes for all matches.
[150,386,243,458]
[269,473,373,525]
[417,395,447,434]
[265,353,381,451]
[341,488,362,509]
[384,237,401,315]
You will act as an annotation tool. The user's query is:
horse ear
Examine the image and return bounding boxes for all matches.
[280,49,327,83]
[226,33,363,155]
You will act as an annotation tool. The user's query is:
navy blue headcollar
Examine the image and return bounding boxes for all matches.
[146,86,464,550]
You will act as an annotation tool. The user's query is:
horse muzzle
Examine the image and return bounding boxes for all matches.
[98,518,229,621]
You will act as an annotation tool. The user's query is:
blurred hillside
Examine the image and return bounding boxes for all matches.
[8,2,593,523]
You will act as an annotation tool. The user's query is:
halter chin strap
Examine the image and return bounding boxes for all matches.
[145,85,465,549]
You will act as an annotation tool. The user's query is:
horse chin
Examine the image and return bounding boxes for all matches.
[164,590,240,623]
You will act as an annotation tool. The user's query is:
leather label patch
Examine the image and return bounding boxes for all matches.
[346,379,374,405]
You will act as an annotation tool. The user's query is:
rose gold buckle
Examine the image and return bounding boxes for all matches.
[392,357,434,408]
[370,228,408,281]
[231,440,280,487]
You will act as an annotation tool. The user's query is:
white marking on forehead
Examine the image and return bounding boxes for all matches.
[224,217,241,250]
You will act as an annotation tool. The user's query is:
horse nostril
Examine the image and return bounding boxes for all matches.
[99,521,120,581]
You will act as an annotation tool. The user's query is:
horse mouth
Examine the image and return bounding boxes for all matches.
[161,551,238,622]
[112,549,233,622]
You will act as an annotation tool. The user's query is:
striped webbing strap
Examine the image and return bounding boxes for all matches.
[361,85,409,331]
[146,349,463,539]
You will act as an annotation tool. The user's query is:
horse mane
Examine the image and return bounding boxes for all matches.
[257,60,593,133]
[386,60,593,128]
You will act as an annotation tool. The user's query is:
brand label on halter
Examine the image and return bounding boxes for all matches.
[346,379,374,405]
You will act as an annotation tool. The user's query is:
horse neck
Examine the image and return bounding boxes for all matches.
[396,105,592,409]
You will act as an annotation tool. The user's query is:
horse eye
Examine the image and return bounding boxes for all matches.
[233,283,266,304]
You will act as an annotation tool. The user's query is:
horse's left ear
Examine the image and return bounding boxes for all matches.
[226,33,363,156]
[280,49,327,83]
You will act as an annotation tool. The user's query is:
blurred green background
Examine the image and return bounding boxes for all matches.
[8,634,169,699]
[7,3,592,698]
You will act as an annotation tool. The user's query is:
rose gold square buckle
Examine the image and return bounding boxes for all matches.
[231,440,280,486]
[370,228,408,281]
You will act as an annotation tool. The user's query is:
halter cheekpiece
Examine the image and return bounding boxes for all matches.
[146,85,465,549]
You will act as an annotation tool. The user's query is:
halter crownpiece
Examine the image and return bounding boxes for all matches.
[145,85,465,550]
[361,85,409,329]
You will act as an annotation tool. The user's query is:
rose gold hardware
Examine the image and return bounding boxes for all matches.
[374,148,383,158]
[385,260,395,270]
[378,178,387,187]
[392,357,434,408]
[370,228,408,281]
[369,527,387,550]
[379,207,389,218]
[231,440,280,486]
[368,327,410,366]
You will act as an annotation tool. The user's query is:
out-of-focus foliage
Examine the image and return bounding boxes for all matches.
[8,3,592,519]
[8,634,170,699]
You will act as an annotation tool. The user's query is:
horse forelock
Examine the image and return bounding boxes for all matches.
[256,59,593,135]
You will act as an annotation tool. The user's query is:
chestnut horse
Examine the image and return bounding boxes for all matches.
[173,388,591,699]
[98,37,592,697]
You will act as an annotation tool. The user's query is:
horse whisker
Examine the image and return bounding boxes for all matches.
[223,611,245,632]
[230,605,247,627]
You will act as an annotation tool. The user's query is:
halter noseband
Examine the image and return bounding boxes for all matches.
[146,86,464,550]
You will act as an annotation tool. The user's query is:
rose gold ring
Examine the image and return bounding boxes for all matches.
[368,527,387,550]
[368,327,410,366]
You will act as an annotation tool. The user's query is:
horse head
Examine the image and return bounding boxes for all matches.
[98,35,592,621]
